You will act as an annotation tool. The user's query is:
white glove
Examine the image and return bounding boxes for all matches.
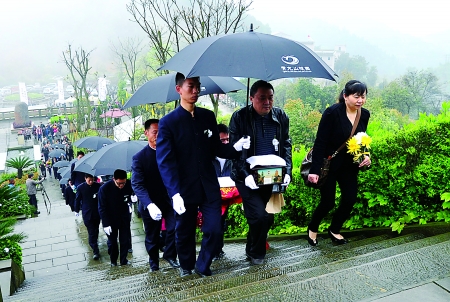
[172,193,186,215]
[74,212,79,217]
[282,174,291,187]
[245,175,259,190]
[233,136,251,151]
[147,203,162,221]
[103,226,112,236]
[131,195,138,203]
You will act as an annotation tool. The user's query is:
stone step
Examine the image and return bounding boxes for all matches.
[6,235,373,300]
[6,231,449,301]
[232,237,450,302]
[158,233,450,301]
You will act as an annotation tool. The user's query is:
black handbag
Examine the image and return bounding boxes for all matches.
[301,109,360,188]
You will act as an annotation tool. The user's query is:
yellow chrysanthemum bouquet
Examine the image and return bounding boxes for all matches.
[346,132,372,164]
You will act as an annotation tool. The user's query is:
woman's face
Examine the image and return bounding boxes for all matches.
[344,91,366,111]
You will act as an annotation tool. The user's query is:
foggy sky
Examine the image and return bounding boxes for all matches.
[1,0,449,87]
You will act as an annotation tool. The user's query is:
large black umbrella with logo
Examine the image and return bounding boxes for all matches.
[158,25,337,149]
[158,25,337,83]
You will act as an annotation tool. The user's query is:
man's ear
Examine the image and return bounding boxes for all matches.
[175,85,182,94]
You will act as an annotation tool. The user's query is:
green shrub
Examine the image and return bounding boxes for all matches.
[0,217,26,267]
[0,185,35,217]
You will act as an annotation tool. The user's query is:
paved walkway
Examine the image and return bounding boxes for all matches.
[14,177,147,278]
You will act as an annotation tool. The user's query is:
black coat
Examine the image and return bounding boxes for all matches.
[228,105,292,182]
[74,182,101,222]
[156,106,238,204]
[98,180,133,228]
[131,144,171,213]
[310,102,370,175]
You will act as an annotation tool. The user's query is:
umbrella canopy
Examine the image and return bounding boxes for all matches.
[48,149,66,158]
[100,108,132,118]
[53,160,70,168]
[51,143,66,149]
[123,74,246,109]
[74,136,115,151]
[59,178,69,185]
[158,27,338,82]
[74,141,147,176]
[58,167,71,179]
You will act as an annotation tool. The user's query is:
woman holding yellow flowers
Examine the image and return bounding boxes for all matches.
[306,80,371,246]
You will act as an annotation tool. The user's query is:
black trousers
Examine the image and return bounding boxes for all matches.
[84,219,100,254]
[28,194,38,210]
[308,167,358,234]
[236,183,273,260]
[106,223,130,265]
[176,196,222,275]
[141,203,177,270]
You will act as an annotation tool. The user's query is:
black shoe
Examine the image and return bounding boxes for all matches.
[179,268,192,277]
[128,248,133,253]
[93,253,100,260]
[120,260,130,266]
[307,228,318,246]
[213,250,225,261]
[163,257,180,268]
[110,263,117,267]
[245,254,264,265]
[151,267,159,272]
[194,266,210,278]
[34,211,40,215]
[328,229,348,245]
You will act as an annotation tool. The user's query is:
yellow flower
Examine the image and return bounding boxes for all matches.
[361,135,372,148]
[346,137,361,155]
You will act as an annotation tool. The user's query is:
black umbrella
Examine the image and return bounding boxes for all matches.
[51,143,66,149]
[48,149,66,158]
[123,74,246,109]
[158,25,338,82]
[58,167,71,179]
[74,136,115,151]
[59,178,69,185]
[53,160,70,168]
[74,141,147,176]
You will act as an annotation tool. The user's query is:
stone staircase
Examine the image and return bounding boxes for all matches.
[4,225,450,301]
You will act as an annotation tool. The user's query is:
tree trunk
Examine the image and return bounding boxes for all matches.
[17,168,23,180]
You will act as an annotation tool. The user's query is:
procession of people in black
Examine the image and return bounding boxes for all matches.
[33,75,368,279]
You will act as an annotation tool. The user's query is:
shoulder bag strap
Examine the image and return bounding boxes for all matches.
[328,109,361,159]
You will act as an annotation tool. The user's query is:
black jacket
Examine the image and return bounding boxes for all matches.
[98,180,133,228]
[156,106,239,204]
[311,102,370,175]
[74,182,101,222]
[229,105,292,183]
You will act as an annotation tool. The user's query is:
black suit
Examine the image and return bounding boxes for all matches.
[309,102,370,233]
[156,105,238,275]
[75,182,101,254]
[98,180,133,265]
[131,144,177,270]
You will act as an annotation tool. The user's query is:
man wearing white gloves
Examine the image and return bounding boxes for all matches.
[74,174,102,260]
[131,119,179,272]
[156,73,250,278]
[229,80,292,265]
[98,169,134,267]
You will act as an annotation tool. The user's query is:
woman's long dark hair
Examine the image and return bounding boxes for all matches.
[338,80,368,103]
